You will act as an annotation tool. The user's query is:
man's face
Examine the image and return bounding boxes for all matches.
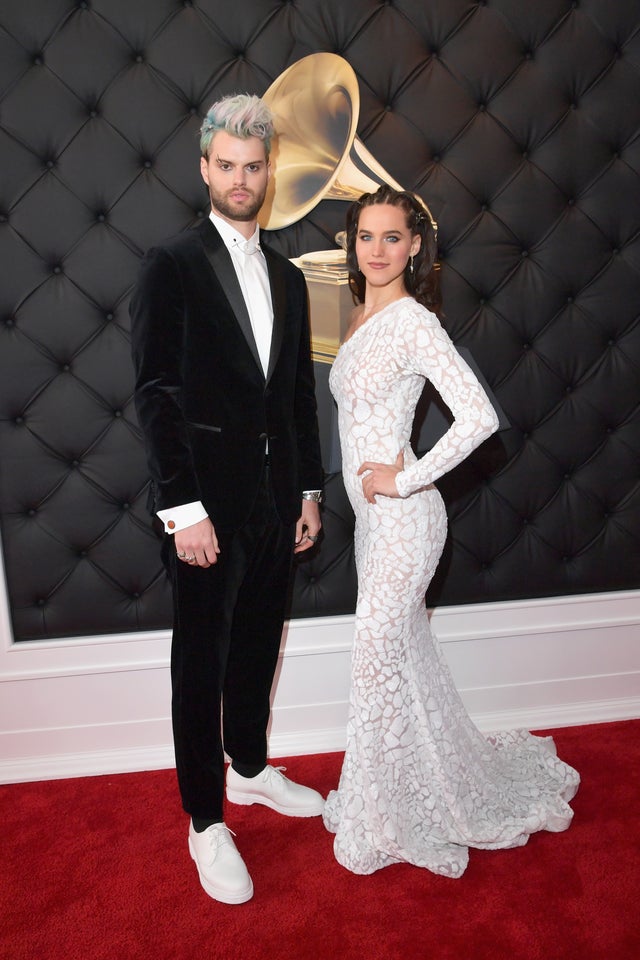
[200,130,270,225]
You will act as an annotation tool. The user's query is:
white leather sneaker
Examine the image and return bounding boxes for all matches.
[188,822,253,904]
[226,765,325,817]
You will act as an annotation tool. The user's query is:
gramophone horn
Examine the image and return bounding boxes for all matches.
[259,53,437,234]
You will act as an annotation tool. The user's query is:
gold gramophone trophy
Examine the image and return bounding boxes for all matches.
[259,53,437,363]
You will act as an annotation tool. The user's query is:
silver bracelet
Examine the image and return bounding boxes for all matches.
[302,490,322,502]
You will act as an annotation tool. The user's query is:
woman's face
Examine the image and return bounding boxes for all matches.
[355,203,421,292]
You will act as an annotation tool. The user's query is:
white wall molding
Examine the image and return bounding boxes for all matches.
[1,576,639,783]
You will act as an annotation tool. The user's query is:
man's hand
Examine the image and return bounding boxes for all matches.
[294,499,322,553]
[358,450,404,504]
[174,517,220,568]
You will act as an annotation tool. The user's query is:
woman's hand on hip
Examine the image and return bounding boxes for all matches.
[358,450,404,503]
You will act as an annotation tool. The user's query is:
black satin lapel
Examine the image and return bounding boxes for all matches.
[265,248,286,382]
[200,225,263,374]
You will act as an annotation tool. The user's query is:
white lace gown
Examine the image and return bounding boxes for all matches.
[323,297,579,877]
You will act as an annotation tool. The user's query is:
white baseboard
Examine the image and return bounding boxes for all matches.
[0,590,639,783]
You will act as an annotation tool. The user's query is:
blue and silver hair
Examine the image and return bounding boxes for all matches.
[199,94,274,158]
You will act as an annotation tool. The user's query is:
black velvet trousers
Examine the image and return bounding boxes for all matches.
[163,463,296,820]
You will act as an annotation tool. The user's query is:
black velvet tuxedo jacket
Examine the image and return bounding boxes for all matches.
[130,218,323,531]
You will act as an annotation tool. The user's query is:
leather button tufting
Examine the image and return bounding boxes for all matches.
[0,1,637,641]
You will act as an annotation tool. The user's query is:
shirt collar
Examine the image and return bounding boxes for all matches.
[209,210,261,254]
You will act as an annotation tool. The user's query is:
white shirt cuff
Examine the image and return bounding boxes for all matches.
[157,501,208,533]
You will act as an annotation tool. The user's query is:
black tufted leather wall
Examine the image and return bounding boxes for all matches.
[1,0,639,642]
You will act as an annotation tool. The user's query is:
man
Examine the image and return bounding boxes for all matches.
[130,94,324,905]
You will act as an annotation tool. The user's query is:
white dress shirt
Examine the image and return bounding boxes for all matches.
[217,216,273,375]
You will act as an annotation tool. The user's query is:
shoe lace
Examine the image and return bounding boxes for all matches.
[263,764,287,783]
[207,823,235,849]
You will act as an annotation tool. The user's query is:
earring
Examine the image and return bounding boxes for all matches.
[409,255,414,276]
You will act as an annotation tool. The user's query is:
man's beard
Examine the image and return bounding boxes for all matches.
[209,186,265,222]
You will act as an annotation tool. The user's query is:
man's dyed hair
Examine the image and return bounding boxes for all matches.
[199,93,274,158]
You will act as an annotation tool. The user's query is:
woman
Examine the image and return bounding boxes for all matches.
[322,185,579,877]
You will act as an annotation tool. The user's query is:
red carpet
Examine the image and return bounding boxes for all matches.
[1,720,638,960]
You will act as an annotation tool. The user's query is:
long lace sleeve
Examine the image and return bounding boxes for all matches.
[395,305,499,498]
